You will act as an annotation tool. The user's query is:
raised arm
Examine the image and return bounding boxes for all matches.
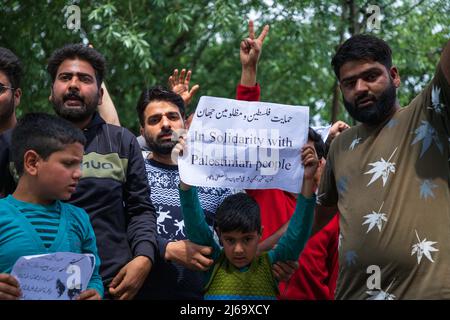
[174,138,222,261]
[87,44,120,126]
[441,40,450,85]
[98,82,121,126]
[269,144,318,263]
[168,68,200,107]
[439,39,450,150]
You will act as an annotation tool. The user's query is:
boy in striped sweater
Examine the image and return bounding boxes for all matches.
[0,113,103,300]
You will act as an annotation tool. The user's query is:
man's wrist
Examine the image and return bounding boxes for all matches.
[240,66,257,86]
[242,65,257,72]
[133,255,151,265]
[164,241,176,261]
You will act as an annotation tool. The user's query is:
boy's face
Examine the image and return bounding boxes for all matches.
[219,230,261,269]
[35,142,84,202]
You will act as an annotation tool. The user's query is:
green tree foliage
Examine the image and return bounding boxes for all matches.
[1,0,449,133]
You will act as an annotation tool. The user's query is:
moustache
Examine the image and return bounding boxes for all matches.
[63,92,84,103]
[157,129,174,140]
[355,93,377,106]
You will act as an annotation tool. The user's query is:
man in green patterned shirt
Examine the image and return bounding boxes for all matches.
[315,35,449,299]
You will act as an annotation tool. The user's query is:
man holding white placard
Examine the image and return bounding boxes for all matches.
[134,86,235,299]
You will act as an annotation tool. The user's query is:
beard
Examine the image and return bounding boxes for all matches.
[343,80,397,126]
[51,90,99,122]
[144,128,177,155]
[0,95,15,125]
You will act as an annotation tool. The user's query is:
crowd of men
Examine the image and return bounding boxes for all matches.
[0,20,448,300]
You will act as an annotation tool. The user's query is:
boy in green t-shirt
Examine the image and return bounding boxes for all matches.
[0,113,103,300]
[174,136,318,300]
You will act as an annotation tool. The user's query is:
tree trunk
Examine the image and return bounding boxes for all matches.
[331,81,341,123]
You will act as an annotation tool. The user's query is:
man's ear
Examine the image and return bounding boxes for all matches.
[14,88,22,108]
[97,85,104,106]
[48,87,53,102]
[23,150,41,176]
[390,66,401,88]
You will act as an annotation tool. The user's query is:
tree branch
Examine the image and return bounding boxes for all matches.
[395,0,427,18]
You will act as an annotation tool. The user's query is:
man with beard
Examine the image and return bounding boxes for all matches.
[0,47,21,134]
[134,86,235,299]
[0,45,156,299]
[0,45,121,197]
[314,35,450,299]
[0,48,22,197]
[0,44,157,300]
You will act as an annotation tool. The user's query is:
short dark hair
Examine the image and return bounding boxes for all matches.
[0,47,23,89]
[136,85,185,126]
[47,44,106,88]
[331,34,393,79]
[308,127,326,160]
[215,193,261,234]
[11,113,86,176]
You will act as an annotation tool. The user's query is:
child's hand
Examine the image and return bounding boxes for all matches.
[0,273,21,300]
[76,289,101,300]
[172,133,187,158]
[301,144,319,181]
[172,135,192,191]
[272,261,299,283]
[326,120,350,144]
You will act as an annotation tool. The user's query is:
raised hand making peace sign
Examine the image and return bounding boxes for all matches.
[240,20,269,86]
[240,20,269,69]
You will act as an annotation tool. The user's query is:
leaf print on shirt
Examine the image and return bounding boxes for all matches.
[349,137,362,150]
[364,147,398,187]
[362,202,388,233]
[419,179,438,199]
[411,121,443,158]
[411,230,439,264]
[337,176,349,194]
[345,251,358,266]
[429,86,445,114]
[366,280,396,300]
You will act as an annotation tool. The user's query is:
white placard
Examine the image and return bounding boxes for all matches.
[11,252,95,300]
[178,96,309,193]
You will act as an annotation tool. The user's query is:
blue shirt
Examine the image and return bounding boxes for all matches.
[0,196,104,297]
